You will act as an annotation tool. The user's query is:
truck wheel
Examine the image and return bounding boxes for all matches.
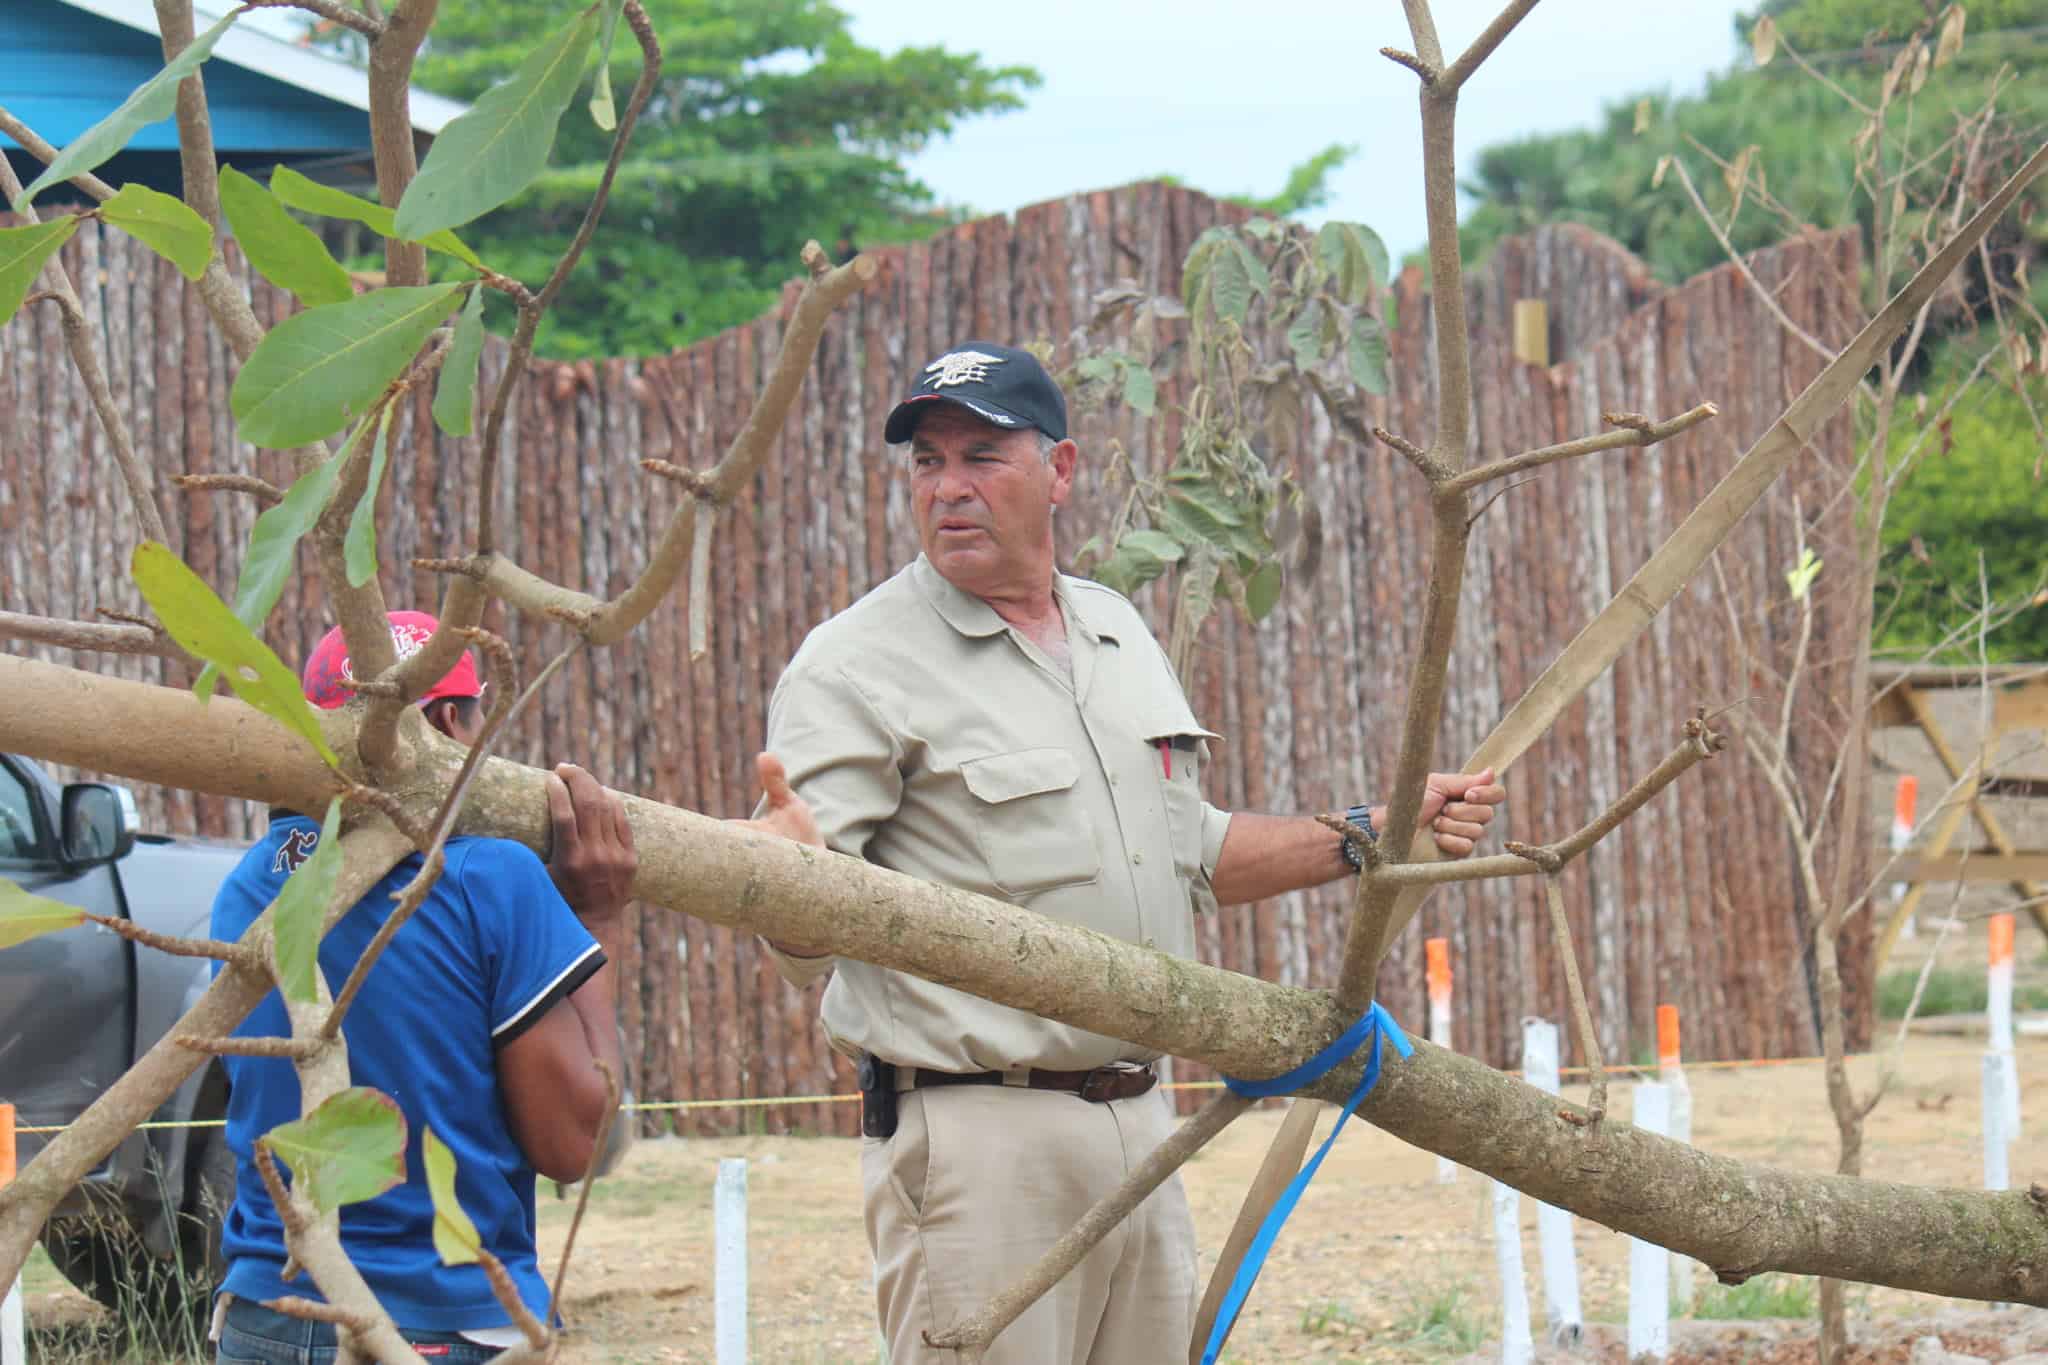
[38,1127,232,1331]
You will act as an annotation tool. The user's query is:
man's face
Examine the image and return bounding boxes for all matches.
[906,405,1076,599]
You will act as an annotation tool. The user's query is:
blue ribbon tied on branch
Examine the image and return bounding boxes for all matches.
[1200,1000,1413,1365]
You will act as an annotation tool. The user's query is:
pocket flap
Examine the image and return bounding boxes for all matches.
[960,748,1081,804]
[1132,675,1220,744]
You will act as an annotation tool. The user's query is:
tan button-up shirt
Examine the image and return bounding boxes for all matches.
[764,555,1232,1073]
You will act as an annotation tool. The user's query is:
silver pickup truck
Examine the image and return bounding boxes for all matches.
[1,751,243,1322]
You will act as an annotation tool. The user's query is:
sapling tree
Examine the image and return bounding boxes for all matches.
[1,1,2046,1362]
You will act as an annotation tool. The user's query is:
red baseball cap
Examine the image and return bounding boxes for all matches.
[300,611,483,711]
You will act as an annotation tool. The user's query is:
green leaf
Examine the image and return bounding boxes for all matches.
[1228,239,1271,296]
[1121,529,1185,564]
[130,542,339,767]
[196,434,357,703]
[272,798,343,1004]
[1093,540,1170,597]
[1209,243,1254,326]
[394,7,603,240]
[1164,486,1247,551]
[588,0,629,131]
[1316,222,1389,306]
[231,285,464,447]
[424,1127,484,1266]
[1180,237,1222,316]
[260,1087,407,1216]
[218,166,354,308]
[269,167,486,271]
[1244,559,1284,623]
[1122,363,1157,416]
[14,10,238,210]
[0,218,79,326]
[1241,217,1282,241]
[1286,298,1326,371]
[1786,547,1824,600]
[345,406,397,589]
[0,880,87,950]
[1076,353,1118,384]
[99,184,212,281]
[432,287,488,437]
[1347,317,1391,395]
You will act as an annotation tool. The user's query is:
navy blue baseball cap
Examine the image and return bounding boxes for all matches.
[883,341,1069,445]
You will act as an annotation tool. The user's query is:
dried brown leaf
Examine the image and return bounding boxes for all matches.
[1751,15,1779,65]
[1934,5,1966,67]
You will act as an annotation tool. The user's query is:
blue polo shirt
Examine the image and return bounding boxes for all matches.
[210,815,603,1331]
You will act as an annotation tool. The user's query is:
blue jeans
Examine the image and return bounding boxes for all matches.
[215,1297,505,1364]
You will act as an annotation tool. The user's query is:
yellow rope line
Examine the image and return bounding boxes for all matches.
[11,1044,2017,1133]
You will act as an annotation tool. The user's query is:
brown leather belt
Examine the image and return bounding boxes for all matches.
[900,1064,1157,1103]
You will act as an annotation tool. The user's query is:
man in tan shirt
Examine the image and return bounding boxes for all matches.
[763,341,1504,1363]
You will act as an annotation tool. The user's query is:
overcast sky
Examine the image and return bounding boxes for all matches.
[839,1,1756,258]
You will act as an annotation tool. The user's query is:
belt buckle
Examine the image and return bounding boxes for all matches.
[1078,1067,1123,1103]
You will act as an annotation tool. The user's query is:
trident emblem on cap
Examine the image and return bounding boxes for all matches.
[924,350,1005,389]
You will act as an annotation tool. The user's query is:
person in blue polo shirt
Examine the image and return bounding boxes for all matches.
[208,612,821,1363]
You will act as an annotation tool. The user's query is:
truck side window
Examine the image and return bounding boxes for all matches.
[0,763,40,860]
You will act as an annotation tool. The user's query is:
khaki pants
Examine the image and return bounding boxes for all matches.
[863,1083,1197,1364]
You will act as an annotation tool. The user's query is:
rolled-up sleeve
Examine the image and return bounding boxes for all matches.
[1200,801,1232,880]
[757,661,905,987]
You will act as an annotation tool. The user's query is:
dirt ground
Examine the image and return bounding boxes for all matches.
[27,1021,2038,1363]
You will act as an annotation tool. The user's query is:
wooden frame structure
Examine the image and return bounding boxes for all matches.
[1871,662,2048,967]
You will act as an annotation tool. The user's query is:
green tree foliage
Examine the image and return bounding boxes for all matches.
[1736,0,2046,54]
[1459,3,2048,285]
[396,0,1037,357]
[1875,344,2048,660]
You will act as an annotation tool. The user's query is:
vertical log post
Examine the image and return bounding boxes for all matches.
[1657,1004,1696,1312]
[1,1103,20,1365]
[1512,299,1549,367]
[1988,914,2021,1141]
[1627,1083,1672,1361]
[1890,776,1919,936]
[1427,937,1456,1184]
[715,1157,749,1363]
[1491,1175,1534,1365]
[1520,1018,1582,1346]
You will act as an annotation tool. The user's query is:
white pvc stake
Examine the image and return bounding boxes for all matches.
[1628,1083,1672,1362]
[1520,1018,1582,1346]
[1989,915,2021,1139]
[1427,937,1456,1184]
[2,1103,21,1365]
[1492,1178,1534,1365]
[1891,776,1919,937]
[716,1157,749,1365]
[1984,1052,2010,1192]
[1656,1005,1696,1313]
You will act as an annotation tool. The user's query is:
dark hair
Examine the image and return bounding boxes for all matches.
[422,694,483,729]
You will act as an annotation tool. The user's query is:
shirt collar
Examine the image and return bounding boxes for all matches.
[911,555,1121,645]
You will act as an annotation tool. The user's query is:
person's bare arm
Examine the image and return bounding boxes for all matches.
[1208,770,1505,907]
[498,764,634,1182]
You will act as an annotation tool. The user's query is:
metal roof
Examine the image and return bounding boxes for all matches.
[51,0,468,134]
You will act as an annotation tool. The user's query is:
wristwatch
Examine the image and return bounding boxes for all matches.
[1336,803,1378,872]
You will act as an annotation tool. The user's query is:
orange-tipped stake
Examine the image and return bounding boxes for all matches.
[1656,1004,1681,1074]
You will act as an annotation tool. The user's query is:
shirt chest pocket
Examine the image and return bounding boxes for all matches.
[1138,703,1220,886]
[959,748,1102,899]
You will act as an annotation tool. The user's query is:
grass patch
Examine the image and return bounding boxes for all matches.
[1297,1298,1359,1335]
[1878,966,2048,1019]
[1689,1273,1817,1320]
[1391,1282,1489,1355]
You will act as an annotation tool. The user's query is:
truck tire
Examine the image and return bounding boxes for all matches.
[38,1125,233,1329]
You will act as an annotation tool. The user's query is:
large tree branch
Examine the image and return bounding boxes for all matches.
[425,246,879,644]
[367,0,438,287]
[3,656,2044,1307]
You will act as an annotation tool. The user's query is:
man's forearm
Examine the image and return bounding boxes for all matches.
[1208,811,1360,906]
[569,912,628,1076]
